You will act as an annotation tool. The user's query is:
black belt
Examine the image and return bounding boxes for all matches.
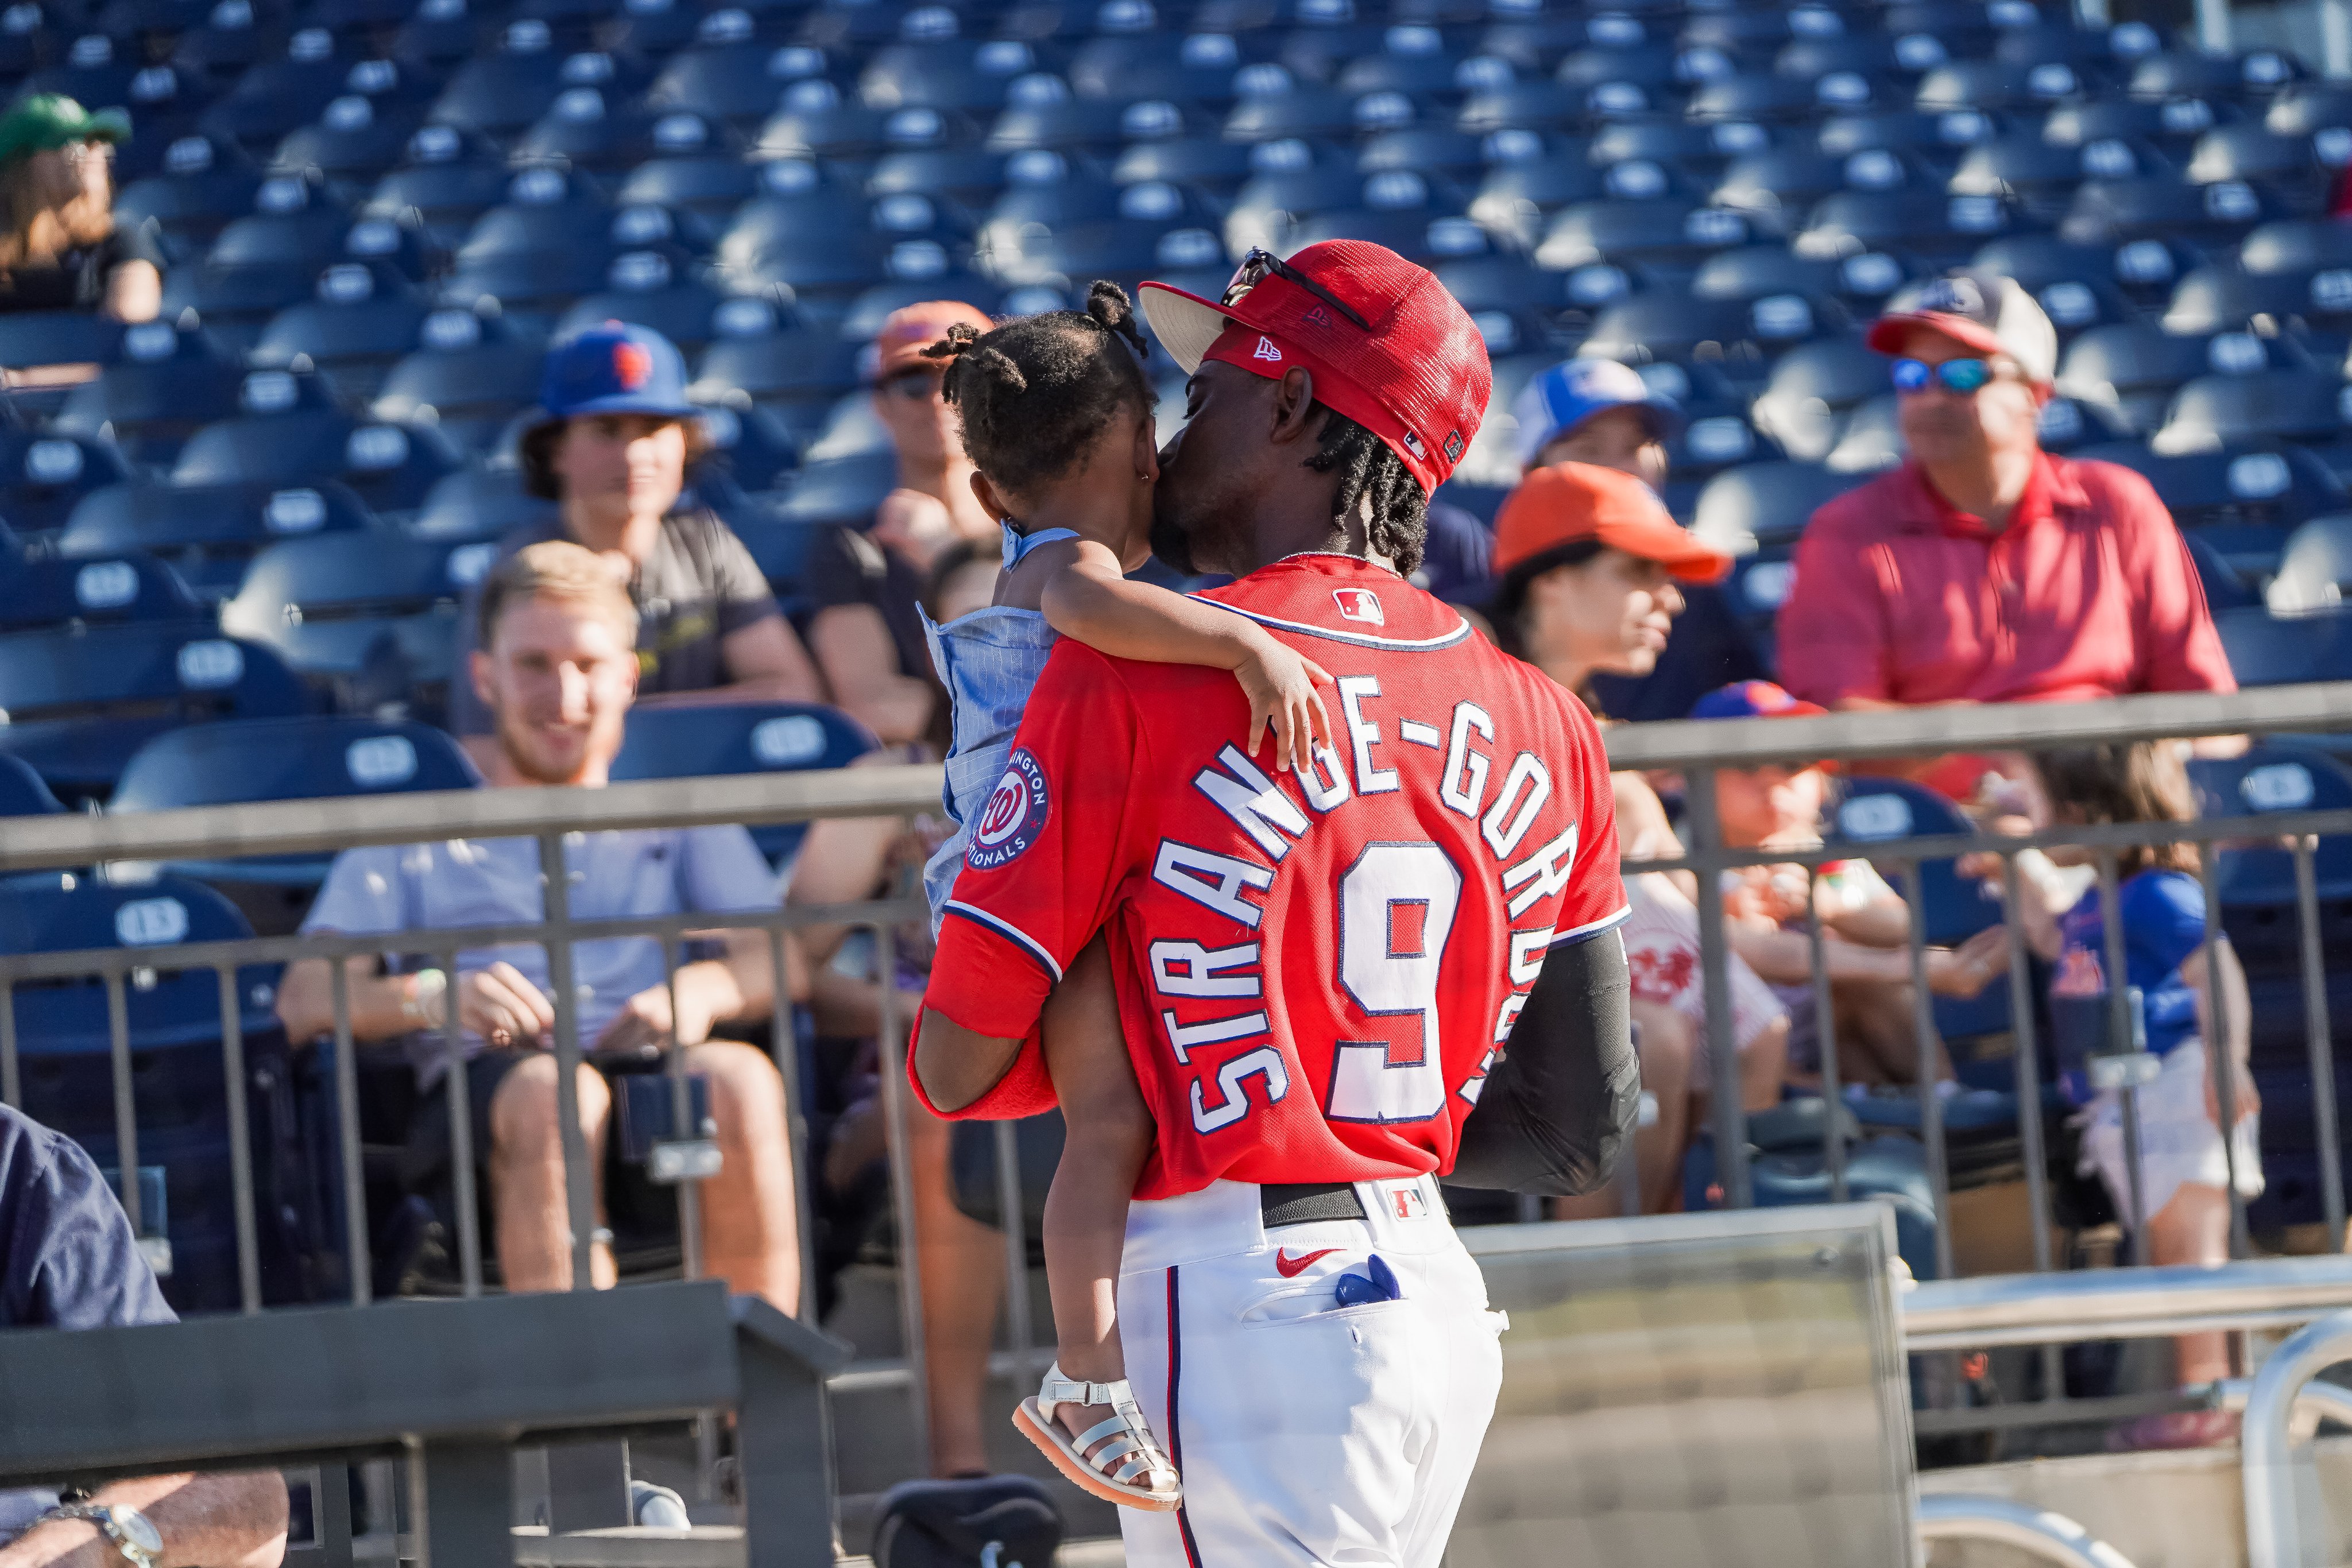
[1260,1182,1367,1229]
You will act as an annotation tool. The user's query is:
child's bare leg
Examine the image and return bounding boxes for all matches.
[1039,935,1154,1444]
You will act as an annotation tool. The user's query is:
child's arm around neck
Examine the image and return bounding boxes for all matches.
[1004,533,1335,773]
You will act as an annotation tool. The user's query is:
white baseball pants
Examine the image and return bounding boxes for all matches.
[1111,1175,1506,1568]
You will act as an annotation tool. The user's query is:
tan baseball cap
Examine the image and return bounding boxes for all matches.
[868,300,993,381]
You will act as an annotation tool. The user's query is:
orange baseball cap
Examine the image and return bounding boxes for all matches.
[867,300,993,381]
[1492,462,1732,585]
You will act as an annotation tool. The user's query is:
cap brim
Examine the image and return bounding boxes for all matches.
[1138,280,1243,374]
[1595,514,1733,584]
[550,394,700,420]
[1866,312,2006,362]
[82,109,130,142]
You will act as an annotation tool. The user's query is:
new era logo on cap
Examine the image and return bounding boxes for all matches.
[1253,334,1283,362]
[1443,429,1464,462]
[1914,273,1990,322]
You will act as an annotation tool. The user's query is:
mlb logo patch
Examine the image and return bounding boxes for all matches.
[1253,335,1283,362]
[1332,587,1384,626]
[1401,429,1428,460]
[1390,1186,1430,1221]
[613,341,652,390]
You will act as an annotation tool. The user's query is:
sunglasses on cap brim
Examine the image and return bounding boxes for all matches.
[1891,357,2007,394]
[1223,246,1371,332]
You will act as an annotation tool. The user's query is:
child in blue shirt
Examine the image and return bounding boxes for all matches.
[1987,740,2258,1450]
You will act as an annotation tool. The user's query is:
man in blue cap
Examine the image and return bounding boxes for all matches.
[1508,358,1767,720]
[446,321,821,766]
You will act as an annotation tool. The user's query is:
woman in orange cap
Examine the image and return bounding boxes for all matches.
[1487,463,1792,1214]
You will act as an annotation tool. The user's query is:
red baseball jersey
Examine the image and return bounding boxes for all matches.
[917,553,1627,1199]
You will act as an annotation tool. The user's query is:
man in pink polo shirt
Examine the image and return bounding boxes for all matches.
[1779,270,2235,725]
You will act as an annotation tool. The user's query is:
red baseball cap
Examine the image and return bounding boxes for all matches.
[1138,240,1491,495]
[1491,462,1731,585]
[867,299,993,381]
[1689,680,1826,721]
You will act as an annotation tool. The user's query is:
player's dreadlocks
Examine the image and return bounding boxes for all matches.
[922,281,1154,500]
[1304,408,1428,579]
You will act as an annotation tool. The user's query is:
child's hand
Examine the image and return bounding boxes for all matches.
[1235,637,1336,774]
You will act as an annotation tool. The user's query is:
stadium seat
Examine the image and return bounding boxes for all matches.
[2213,603,2352,687]
[2064,176,2275,250]
[692,400,801,498]
[1797,187,2013,264]
[1536,198,1754,270]
[59,478,374,602]
[2057,323,2312,436]
[427,32,595,136]
[250,263,430,403]
[0,310,122,375]
[1691,459,1865,554]
[1750,339,1897,463]
[2080,439,2348,532]
[691,327,868,439]
[50,319,250,471]
[2267,512,2352,614]
[114,133,264,251]
[2153,367,2351,454]
[608,702,877,865]
[111,716,479,888]
[0,622,311,803]
[272,94,428,183]
[0,870,293,1313]
[332,420,466,518]
[0,429,133,541]
[2163,264,2338,335]
[168,369,357,489]
[0,550,208,635]
[359,126,514,251]
[409,467,555,543]
[1580,289,1830,369]
[200,33,352,149]
[369,311,546,456]
[1828,775,2012,1047]
[552,258,780,356]
[618,132,767,219]
[767,450,896,526]
[0,753,64,816]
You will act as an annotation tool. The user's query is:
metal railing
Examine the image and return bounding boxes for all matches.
[11,682,2352,1505]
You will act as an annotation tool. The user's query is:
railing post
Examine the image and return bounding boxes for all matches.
[2243,1306,2352,1568]
[1685,764,1750,1209]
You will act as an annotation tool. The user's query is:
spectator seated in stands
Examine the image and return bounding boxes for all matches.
[1690,681,2009,1093]
[1510,358,1767,721]
[806,301,1003,749]
[280,542,807,1310]
[1778,270,2235,795]
[1488,460,1771,1215]
[447,321,822,773]
[0,1103,288,1568]
[1969,742,2260,1450]
[0,95,161,357]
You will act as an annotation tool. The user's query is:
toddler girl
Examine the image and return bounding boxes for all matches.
[917,284,1333,1508]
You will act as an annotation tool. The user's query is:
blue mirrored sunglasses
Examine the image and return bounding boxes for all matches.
[1891,356,1995,394]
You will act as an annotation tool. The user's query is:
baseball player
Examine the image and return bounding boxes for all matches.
[912,239,1639,1567]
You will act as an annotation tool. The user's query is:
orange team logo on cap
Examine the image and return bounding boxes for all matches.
[613,341,652,390]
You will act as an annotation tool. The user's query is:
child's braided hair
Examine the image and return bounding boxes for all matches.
[922,281,1155,501]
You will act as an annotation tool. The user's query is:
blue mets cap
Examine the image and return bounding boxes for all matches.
[1509,357,1685,471]
[537,320,697,423]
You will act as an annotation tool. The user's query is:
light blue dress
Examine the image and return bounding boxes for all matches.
[918,521,1081,934]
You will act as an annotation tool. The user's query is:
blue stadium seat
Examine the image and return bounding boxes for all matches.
[692,401,801,498]
[608,702,877,865]
[0,309,122,373]
[2067,177,2276,251]
[2075,440,2347,533]
[2212,603,2352,687]
[0,624,311,803]
[645,40,830,126]
[113,133,264,251]
[2185,526,2269,609]
[2266,512,2352,615]
[768,450,896,526]
[0,753,63,816]
[410,467,555,544]
[332,420,466,519]
[554,257,776,356]
[1750,339,1897,463]
[272,94,428,182]
[111,717,479,889]
[251,263,431,403]
[0,551,208,634]
[2057,323,2312,437]
[199,31,354,149]
[359,126,513,251]
[2153,368,2351,454]
[51,318,257,471]
[1691,459,1866,553]
[1683,1104,1942,1281]
[1827,775,2011,1045]
[369,312,547,456]
[59,479,374,602]
[757,91,896,163]
[617,134,766,218]
[1580,288,1831,367]
[427,32,586,135]
[0,429,133,541]
[0,869,294,1313]
[168,369,357,489]
[1535,198,1754,269]
[1798,187,2013,264]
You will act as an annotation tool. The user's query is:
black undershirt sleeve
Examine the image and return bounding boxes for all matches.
[1448,927,1639,1197]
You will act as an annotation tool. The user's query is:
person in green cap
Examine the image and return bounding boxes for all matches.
[0,94,159,326]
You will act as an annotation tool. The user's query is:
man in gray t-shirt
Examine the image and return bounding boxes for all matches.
[280,540,806,1311]
[446,322,823,760]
